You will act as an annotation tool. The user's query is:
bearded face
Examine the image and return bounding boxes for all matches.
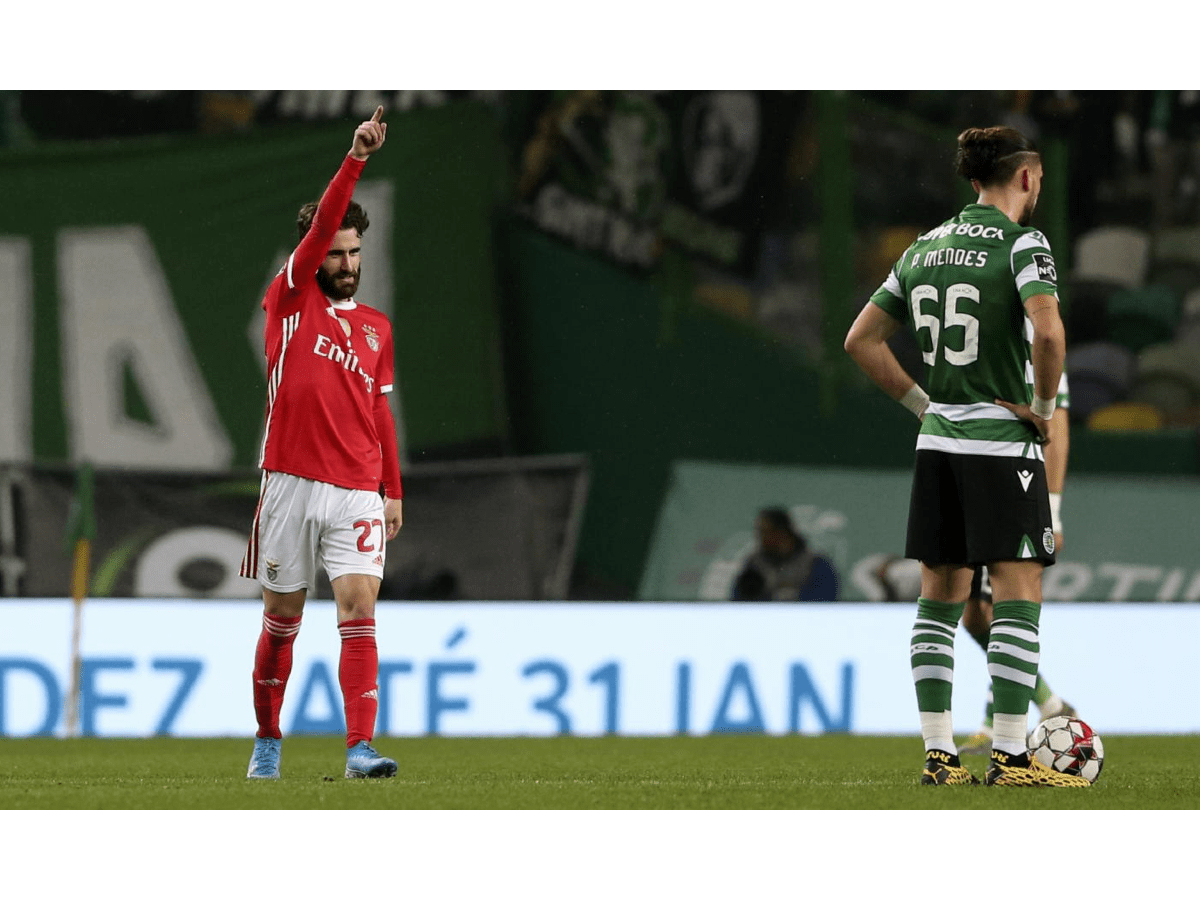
[316,264,360,300]
[317,227,363,300]
[1018,191,1039,227]
[1018,164,1044,226]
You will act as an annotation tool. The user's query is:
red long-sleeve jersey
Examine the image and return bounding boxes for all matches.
[256,154,403,499]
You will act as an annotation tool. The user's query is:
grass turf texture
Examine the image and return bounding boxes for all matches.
[2,733,1197,809]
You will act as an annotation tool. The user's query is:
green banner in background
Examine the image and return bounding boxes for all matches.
[639,460,1200,603]
[0,102,507,469]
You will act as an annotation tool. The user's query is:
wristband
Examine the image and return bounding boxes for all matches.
[1030,394,1056,420]
[899,385,930,419]
[1049,492,1062,534]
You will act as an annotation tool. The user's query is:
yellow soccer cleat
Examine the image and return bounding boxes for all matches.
[921,749,980,786]
[985,749,1090,787]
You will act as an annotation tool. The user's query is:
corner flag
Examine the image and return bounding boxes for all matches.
[64,461,96,738]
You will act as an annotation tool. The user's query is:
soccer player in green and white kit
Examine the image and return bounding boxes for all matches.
[959,371,1077,755]
[844,125,1089,787]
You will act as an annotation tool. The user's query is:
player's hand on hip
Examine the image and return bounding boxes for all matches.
[351,106,387,159]
[384,497,403,540]
[994,397,1052,444]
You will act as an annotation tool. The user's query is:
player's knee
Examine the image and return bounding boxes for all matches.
[331,573,381,620]
[263,587,306,618]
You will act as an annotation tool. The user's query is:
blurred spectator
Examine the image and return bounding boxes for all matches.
[731,506,839,602]
[870,553,922,603]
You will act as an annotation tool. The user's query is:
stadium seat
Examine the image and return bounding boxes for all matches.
[1086,402,1165,431]
[1067,377,1124,423]
[1064,341,1137,422]
[1146,259,1200,301]
[1128,340,1200,422]
[1105,284,1180,353]
[1073,225,1151,289]
[1137,340,1200,387]
[1176,288,1200,343]
[1067,341,1138,391]
[1151,225,1200,266]
[1128,379,1194,422]
[1062,274,1118,344]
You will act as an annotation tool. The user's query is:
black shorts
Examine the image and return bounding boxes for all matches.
[905,450,1056,568]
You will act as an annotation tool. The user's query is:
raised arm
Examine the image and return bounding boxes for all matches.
[285,107,388,292]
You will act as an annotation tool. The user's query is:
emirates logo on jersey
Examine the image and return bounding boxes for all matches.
[312,334,377,393]
[362,324,380,352]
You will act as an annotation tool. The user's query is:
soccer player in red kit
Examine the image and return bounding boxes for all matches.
[241,106,403,779]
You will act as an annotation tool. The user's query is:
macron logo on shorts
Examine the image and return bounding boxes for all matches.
[1017,470,1033,492]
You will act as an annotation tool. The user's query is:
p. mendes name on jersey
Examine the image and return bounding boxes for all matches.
[869,204,1059,461]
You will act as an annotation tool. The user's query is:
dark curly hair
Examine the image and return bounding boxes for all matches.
[296,199,370,242]
[955,126,1039,188]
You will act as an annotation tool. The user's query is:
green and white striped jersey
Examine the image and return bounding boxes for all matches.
[870,203,1060,460]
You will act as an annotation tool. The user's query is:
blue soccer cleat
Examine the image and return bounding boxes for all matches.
[345,740,397,779]
[247,736,282,780]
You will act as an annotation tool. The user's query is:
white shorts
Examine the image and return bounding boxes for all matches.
[241,471,386,592]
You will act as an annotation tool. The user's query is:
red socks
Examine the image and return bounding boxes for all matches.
[252,614,379,747]
[252,613,302,740]
[338,618,379,748]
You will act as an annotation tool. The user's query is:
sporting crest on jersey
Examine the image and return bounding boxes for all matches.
[1033,252,1057,284]
[362,323,380,352]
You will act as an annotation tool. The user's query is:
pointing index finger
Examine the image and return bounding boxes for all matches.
[371,105,384,123]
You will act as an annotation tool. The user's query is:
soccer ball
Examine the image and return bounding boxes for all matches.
[1027,715,1105,783]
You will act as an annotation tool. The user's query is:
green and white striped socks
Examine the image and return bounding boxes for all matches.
[987,599,1041,756]
[910,598,964,755]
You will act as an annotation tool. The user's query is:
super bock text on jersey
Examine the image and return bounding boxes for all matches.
[870,203,1059,462]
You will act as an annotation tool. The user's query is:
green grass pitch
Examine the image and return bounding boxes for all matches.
[3,732,1198,809]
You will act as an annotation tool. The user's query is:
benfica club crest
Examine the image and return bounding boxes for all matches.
[362,323,380,352]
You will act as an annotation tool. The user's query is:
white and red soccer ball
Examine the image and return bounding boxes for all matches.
[1028,715,1105,783]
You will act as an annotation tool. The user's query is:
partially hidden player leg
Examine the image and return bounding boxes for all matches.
[962,571,1075,752]
[248,587,306,779]
[959,587,995,755]
[914,563,978,785]
[333,573,396,779]
[1032,674,1077,721]
[984,561,1087,787]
